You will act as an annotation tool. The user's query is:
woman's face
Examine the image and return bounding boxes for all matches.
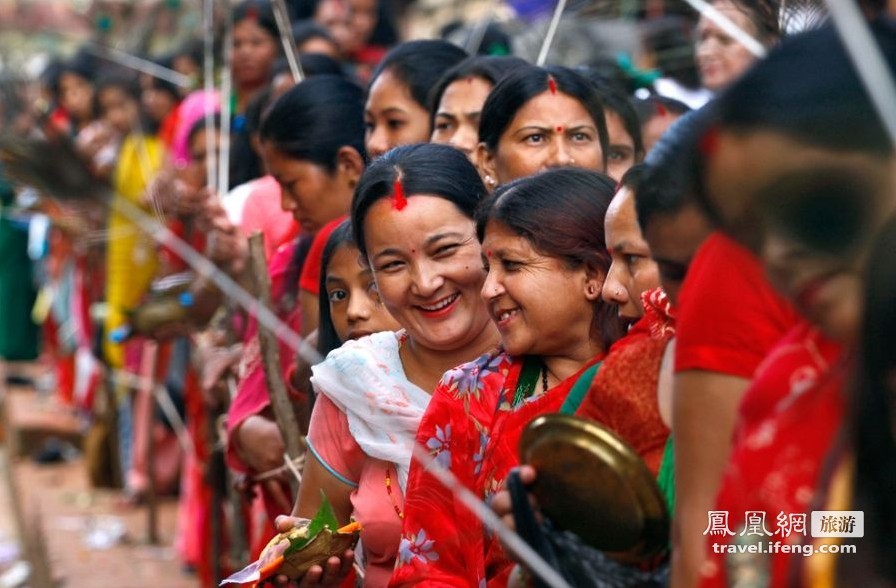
[431,76,493,158]
[262,144,354,234]
[59,72,94,123]
[325,244,400,341]
[141,84,177,123]
[364,195,492,352]
[479,90,604,185]
[365,69,431,159]
[98,86,138,135]
[349,0,378,47]
[233,18,279,89]
[605,110,637,181]
[481,221,603,358]
[602,185,661,325]
[316,0,355,54]
[762,232,862,343]
[695,0,760,92]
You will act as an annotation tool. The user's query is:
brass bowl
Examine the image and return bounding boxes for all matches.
[519,414,669,562]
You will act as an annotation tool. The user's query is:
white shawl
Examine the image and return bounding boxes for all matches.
[311,330,429,491]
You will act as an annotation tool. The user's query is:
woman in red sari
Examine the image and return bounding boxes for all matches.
[390,168,623,587]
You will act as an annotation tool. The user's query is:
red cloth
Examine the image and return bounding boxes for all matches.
[391,351,604,587]
[699,321,844,587]
[675,232,799,378]
[298,216,346,296]
[576,288,674,475]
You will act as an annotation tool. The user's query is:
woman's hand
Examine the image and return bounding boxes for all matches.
[271,516,355,587]
[235,415,292,512]
[490,465,538,534]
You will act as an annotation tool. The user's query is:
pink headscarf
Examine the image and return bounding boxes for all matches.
[170,90,220,167]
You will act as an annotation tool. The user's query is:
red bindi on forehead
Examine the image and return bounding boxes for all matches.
[392,176,407,211]
[555,125,564,133]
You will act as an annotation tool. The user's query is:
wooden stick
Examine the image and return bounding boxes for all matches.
[247,232,304,492]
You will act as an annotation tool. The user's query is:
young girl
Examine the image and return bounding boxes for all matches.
[317,218,400,356]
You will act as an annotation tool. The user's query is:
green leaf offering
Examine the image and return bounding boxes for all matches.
[284,491,340,555]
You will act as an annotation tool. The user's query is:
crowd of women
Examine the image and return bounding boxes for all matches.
[2,0,894,586]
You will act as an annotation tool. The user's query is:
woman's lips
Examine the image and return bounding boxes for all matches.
[492,306,520,328]
[793,273,835,316]
[414,292,460,318]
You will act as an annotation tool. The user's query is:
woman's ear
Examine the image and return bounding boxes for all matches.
[336,146,365,188]
[583,267,605,301]
[474,142,499,192]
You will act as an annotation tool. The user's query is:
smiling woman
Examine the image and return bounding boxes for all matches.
[275,143,498,588]
[391,167,622,587]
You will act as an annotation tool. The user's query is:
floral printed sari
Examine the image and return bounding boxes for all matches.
[390,350,603,587]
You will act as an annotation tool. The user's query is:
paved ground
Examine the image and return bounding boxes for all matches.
[0,362,199,588]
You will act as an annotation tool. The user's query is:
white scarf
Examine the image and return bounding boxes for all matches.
[311,330,429,491]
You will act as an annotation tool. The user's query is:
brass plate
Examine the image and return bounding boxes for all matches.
[519,414,668,560]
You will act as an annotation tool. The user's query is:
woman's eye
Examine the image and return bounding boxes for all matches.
[608,149,626,161]
[328,289,348,302]
[434,120,454,132]
[502,259,521,271]
[434,244,459,257]
[387,119,406,131]
[378,260,404,272]
[524,133,545,144]
[571,132,591,142]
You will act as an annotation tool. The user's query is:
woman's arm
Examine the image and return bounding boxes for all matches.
[671,370,748,588]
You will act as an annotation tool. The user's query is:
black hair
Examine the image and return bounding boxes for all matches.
[271,52,348,84]
[586,74,645,162]
[187,113,222,147]
[716,21,896,159]
[636,105,716,230]
[292,19,337,49]
[95,73,141,104]
[476,168,623,350]
[428,55,529,120]
[351,143,486,259]
[369,40,468,112]
[852,214,896,584]
[260,74,365,171]
[233,0,279,40]
[478,64,610,168]
[619,162,647,193]
[94,73,156,133]
[141,64,182,104]
[317,219,356,355]
[633,95,691,124]
[368,0,399,47]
